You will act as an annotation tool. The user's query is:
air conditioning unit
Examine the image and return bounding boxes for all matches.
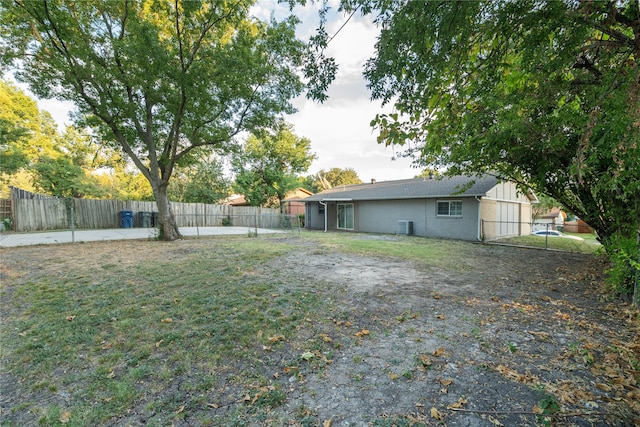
[397,220,414,235]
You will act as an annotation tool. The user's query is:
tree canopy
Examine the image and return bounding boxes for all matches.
[1,0,309,240]
[0,79,111,198]
[233,122,315,208]
[352,0,639,247]
[302,0,639,299]
[310,167,362,192]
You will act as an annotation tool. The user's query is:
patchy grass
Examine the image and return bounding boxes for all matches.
[297,231,479,270]
[491,232,601,254]
[0,237,340,426]
[1,232,637,426]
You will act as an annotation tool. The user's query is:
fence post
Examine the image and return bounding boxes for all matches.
[545,223,549,250]
[634,228,639,307]
[70,201,75,243]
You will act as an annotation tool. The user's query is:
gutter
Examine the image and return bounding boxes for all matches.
[475,196,482,241]
[319,200,327,232]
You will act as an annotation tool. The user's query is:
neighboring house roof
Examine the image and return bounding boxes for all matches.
[226,194,249,206]
[541,207,566,219]
[227,188,315,206]
[283,188,313,202]
[302,174,503,202]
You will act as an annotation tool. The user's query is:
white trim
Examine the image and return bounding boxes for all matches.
[436,200,463,217]
[337,202,354,230]
[482,197,531,204]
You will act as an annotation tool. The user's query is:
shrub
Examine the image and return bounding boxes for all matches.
[606,232,640,305]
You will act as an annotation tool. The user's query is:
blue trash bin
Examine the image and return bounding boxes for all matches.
[119,210,133,228]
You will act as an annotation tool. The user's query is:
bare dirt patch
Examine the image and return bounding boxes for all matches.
[267,238,639,426]
[1,235,638,427]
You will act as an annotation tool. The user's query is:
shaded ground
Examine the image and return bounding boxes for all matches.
[268,237,639,426]
[1,233,638,426]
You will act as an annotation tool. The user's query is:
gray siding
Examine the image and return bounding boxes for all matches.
[307,197,482,241]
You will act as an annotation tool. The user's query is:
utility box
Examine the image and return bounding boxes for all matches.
[397,220,414,235]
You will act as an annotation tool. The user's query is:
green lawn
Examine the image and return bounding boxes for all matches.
[1,237,339,426]
[0,231,625,426]
[490,232,601,254]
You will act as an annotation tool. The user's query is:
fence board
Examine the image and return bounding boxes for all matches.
[9,188,282,232]
[14,198,68,232]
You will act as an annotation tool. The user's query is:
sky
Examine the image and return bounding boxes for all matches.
[23,1,419,183]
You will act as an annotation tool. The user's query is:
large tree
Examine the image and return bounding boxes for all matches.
[334,1,639,248]
[169,157,231,204]
[1,0,308,240]
[233,122,315,208]
[0,79,59,178]
[311,167,362,192]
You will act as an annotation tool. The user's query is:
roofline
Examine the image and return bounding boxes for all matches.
[302,193,490,203]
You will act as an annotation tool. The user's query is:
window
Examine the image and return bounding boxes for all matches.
[437,200,462,217]
[318,204,325,214]
[337,203,354,230]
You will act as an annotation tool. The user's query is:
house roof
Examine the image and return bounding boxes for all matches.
[541,207,566,219]
[283,187,314,202]
[301,174,501,202]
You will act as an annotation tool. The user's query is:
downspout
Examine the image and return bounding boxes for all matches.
[319,200,327,232]
[475,196,482,241]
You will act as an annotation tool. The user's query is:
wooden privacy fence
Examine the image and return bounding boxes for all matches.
[8,188,281,232]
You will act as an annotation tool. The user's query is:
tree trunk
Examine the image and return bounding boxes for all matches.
[154,184,183,241]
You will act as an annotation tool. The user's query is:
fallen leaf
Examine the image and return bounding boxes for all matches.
[161,318,173,323]
[66,315,76,321]
[435,314,446,320]
[430,407,443,420]
[323,418,333,427]
[59,411,71,423]
[388,373,400,380]
[438,378,453,386]
[419,354,432,366]
[273,372,279,379]
[447,397,467,409]
[301,351,314,361]
[268,335,285,342]
[262,345,272,351]
[355,329,370,337]
[207,403,218,408]
[433,347,445,357]
[176,405,184,414]
[319,334,333,343]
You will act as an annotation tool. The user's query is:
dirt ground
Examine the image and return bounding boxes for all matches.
[1,234,639,426]
[266,236,639,426]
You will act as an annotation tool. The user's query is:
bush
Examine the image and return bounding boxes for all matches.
[1,217,13,231]
[222,216,232,226]
[606,232,640,304]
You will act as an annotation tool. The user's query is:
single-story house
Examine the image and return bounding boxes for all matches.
[226,188,313,213]
[535,207,566,231]
[300,174,538,241]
